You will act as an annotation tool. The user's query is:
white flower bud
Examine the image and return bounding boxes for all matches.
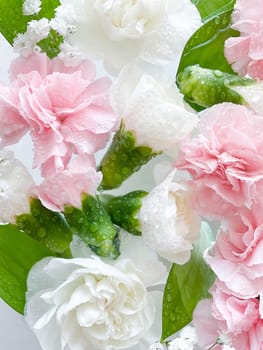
[139,170,200,264]
[0,149,34,223]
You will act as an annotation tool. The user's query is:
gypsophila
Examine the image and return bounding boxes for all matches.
[50,3,77,37]
[218,334,233,348]
[149,342,166,350]
[23,0,42,15]
[15,3,78,57]
[13,18,50,56]
[168,326,197,350]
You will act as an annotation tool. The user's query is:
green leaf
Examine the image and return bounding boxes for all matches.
[177,10,239,82]
[99,121,159,190]
[192,0,235,22]
[16,198,72,257]
[64,195,120,258]
[101,191,148,236]
[38,29,64,59]
[0,0,61,57]
[0,224,53,314]
[177,65,254,109]
[161,222,215,341]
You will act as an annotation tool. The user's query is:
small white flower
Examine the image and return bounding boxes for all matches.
[15,3,78,57]
[23,0,42,15]
[110,65,198,155]
[222,346,236,350]
[139,169,200,264]
[13,18,51,56]
[149,342,166,350]
[168,338,194,350]
[50,3,77,36]
[25,239,166,350]
[0,149,34,223]
[58,42,86,67]
[60,0,201,72]
[217,333,234,348]
[168,326,197,350]
[180,326,197,343]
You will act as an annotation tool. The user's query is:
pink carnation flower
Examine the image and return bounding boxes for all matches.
[177,103,263,219]
[206,186,263,298]
[225,0,263,78]
[0,85,29,147]
[193,279,263,350]
[33,155,102,212]
[0,52,118,176]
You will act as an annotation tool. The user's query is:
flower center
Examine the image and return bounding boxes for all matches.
[94,0,164,40]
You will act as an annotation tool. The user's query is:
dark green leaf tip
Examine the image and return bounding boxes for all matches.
[64,195,120,259]
[101,191,148,236]
[99,122,160,190]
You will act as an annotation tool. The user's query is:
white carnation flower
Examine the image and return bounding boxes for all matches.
[60,0,201,72]
[0,149,33,223]
[232,82,263,116]
[25,239,166,350]
[139,169,200,264]
[110,65,198,155]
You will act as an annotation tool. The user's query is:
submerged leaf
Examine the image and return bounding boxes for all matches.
[0,224,53,314]
[177,10,239,78]
[192,0,235,22]
[64,195,120,259]
[161,222,215,341]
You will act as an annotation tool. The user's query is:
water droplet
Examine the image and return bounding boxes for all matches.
[167,293,172,302]
[37,227,46,238]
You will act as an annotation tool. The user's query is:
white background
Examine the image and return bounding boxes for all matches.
[0,34,41,350]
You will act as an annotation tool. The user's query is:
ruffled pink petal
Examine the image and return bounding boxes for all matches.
[225,0,263,78]
[10,52,52,80]
[0,85,29,146]
[45,72,89,111]
[177,103,263,220]
[40,151,72,178]
[33,156,102,211]
[249,32,263,60]
[10,52,96,81]
[193,299,220,348]
[247,59,263,79]
[62,126,109,155]
[32,128,68,168]
[4,52,118,178]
